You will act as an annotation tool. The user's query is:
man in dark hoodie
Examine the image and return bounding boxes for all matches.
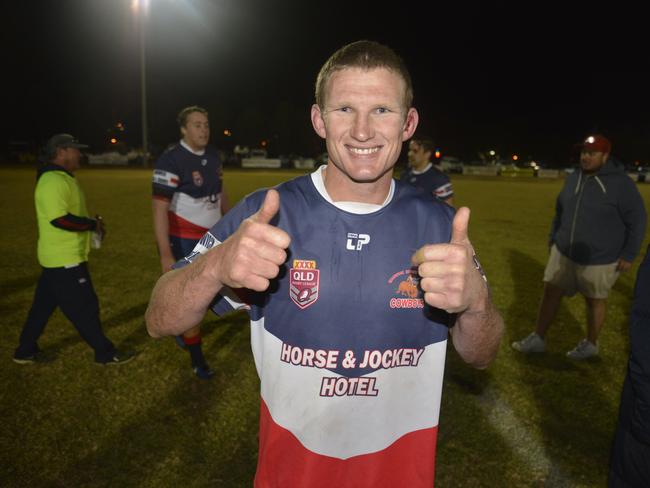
[13,134,134,365]
[609,244,650,486]
[512,134,646,359]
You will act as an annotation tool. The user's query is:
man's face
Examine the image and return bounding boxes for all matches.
[311,67,418,186]
[58,146,82,172]
[408,141,430,170]
[181,111,210,151]
[580,150,608,174]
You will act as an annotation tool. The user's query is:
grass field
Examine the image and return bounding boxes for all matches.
[1,167,648,487]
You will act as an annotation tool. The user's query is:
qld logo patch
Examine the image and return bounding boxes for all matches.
[192,170,204,187]
[289,259,320,309]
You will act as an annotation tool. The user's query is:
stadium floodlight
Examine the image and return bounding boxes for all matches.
[133,0,150,166]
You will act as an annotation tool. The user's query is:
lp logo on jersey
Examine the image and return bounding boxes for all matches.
[346,233,370,251]
[289,259,320,309]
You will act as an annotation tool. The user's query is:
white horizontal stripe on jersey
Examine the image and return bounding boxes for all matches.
[169,191,223,229]
[152,169,180,188]
[251,319,447,459]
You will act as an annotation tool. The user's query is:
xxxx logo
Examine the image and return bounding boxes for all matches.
[289,259,320,309]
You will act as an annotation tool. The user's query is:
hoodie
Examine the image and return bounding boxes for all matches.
[550,160,647,265]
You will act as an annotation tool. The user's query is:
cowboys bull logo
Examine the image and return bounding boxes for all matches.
[290,259,320,309]
[397,273,420,298]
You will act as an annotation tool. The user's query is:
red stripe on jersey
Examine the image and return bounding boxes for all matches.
[254,400,438,488]
[168,212,208,240]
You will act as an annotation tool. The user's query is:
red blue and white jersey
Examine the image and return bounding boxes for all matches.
[180,167,455,487]
[400,163,453,201]
[152,141,224,240]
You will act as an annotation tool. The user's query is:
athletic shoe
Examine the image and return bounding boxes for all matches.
[566,339,598,360]
[96,350,136,365]
[12,351,56,364]
[511,332,545,353]
[193,364,215,380]
[174,335,187,350]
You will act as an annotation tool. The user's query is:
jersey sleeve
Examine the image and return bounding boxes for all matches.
[172,188,271,316]
[152,150,180,200]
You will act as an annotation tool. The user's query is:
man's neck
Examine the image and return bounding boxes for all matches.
[180,139,206,155]
[322,164,392,205]
[410,161,432,174]
[52,159,75,174]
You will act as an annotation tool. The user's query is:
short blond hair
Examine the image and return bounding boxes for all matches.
[315,40,414,110]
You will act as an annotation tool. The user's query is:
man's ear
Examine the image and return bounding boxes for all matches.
[311,104,327,139]
[402,107,419,141]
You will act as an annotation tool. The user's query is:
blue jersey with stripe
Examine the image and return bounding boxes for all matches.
[180,172,456,486]
[400,163,453,201]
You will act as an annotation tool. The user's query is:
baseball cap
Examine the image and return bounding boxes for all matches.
[45,133,89,157]
[578,134,611,154]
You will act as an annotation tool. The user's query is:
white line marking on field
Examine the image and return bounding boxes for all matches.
[478,386,574,486]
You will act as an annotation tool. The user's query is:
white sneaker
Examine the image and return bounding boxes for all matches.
[566,339,598,360]
[512,332,545,353]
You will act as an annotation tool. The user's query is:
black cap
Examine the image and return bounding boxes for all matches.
[44,134,89,159]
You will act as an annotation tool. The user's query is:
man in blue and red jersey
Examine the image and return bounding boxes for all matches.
[152,106,229,379]
[401,137,454,205]
[146,41,503,486]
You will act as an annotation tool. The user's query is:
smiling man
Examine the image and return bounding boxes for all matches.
[152,106,229,379]
[146,41,503,487]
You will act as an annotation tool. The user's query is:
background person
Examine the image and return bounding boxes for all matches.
[512,134,647,359]
[608,244,650,487]
[146,40,503,487]
[401,137,454,205]
[152,105,229,379]
[13,134,134,365]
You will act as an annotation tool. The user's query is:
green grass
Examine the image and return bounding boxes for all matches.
[1,168,648,487]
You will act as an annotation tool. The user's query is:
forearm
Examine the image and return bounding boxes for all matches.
[221,189,230,214]
[50,213,97,232]
[145,250,224,337]
[152,199,173,259]
[451,288,504,369]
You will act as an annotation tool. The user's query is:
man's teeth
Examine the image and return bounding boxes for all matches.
[349,147,379,155]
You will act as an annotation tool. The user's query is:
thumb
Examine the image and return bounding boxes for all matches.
[251,189,280,224]
[450,207,470,244]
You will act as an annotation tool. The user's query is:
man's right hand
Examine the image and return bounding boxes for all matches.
[160,254,176,273]
[206,189,291,291]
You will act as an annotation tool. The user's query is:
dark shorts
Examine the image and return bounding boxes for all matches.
[169,236,200,261]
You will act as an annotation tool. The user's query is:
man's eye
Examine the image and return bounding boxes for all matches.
[375,107,390,114]
[339,107,351,113]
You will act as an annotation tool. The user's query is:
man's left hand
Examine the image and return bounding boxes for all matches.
[411,207,486,314]
[617,258,632,272]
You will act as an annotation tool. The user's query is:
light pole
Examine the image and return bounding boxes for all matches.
[134,0,149,166]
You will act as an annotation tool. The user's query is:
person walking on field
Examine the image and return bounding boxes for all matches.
[146,40,503,487]
[401,137,454,205]
[152,105,229,379]
[14,134,134,365]
[512,134,646,359]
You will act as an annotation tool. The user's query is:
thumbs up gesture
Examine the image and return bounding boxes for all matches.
[208,189,291,291]
[411,207,486,314]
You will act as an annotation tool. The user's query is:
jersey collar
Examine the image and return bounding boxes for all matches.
[180,139,206,156]
[310,165,395,215]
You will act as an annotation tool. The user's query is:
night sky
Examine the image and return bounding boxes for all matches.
[3,0,649,165]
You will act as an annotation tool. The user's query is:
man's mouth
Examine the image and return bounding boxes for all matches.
[348,146,380,155]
